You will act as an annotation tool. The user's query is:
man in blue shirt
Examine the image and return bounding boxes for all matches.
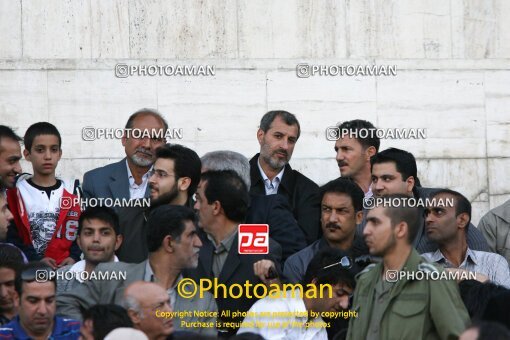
[0,263,80,339]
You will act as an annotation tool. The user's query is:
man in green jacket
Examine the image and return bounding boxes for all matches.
[347,194,469,340]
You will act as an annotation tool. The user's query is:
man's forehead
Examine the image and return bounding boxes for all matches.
[372,161,399,174]
[82,218,114,231]
[23,281,55,297]
[429,193,456,209]
[0,138,21,155]
[131,113,165,129]
[267,117,298,133]
[155,158,175,170]
[336,136,362,148]
[322,192,353,206]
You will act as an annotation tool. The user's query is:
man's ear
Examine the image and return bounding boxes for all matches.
[178,177,191,192]
[114,235,123,251]
[395,221,408,240]
[457,212,470,230]
[162,235,174,253]
[23,149,30,160]
[256,129,264,146]
[212,200,222,216]
[127,309,141,325]
[355,211,364,225]
[365,146,377,160]
[405,176,415,194]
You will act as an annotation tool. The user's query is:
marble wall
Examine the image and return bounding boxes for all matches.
[1,0,509,225]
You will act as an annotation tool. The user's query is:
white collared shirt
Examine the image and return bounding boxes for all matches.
[257,157,285,195]
[126,160,151,199]
[238,289,328,340]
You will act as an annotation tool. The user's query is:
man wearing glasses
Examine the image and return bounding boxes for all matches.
[238,249,356,340]
[82,108,168,200]
[0,263,80,339]
[347,194,469,340]
[116,143,201,263]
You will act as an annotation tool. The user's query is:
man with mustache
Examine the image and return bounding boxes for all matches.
[56,206,123,293]
[0,126,23,191]
[284,177,365,284]
[334,119,379,197]
[82,108,167,200]
[250,110,320,244]
[57,205,217,336]
[116,144,201,263]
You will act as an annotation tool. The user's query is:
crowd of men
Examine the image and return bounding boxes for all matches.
[0,109,509,340]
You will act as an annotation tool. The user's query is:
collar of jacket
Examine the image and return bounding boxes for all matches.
[249,153,294,193]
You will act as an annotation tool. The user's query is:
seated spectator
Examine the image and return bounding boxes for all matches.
[422,189,510,288]
[82,108,167,200]
[124,281,173,340]
[347,194,469,339]
[460,321,510,340]
[0,246,24,325]
[188,170,282,337]
[478,199,510,264]
[57,205,217,336]
[116,144,201,263]
[238,248,356,340]
[284,177,365,284]
[201,150,307,260]
[79,304,133,340]
[0,263,80,339]
[57,206,123,293]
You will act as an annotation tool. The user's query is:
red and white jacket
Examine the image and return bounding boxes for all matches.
[7,175,82,265]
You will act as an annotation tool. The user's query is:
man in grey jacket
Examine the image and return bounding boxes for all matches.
[479,199,510,264]
[56,205,217,336]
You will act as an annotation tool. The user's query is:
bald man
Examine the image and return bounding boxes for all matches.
[124,282,174,340]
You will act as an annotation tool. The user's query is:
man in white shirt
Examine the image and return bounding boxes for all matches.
[238,249,356,340]
[57,206,123,293]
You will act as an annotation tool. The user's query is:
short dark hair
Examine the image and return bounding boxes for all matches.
[0,125,22,148]
[201,170,250,223]
[337,119,380,151]
[81,304,133,340]
[146,205,197,252]
[15,262,56,297]
[370,148,420,187]
[319,178,364,212]
[23,122,62,151]
[0,244,25,271]
[125,108,168,132]
[430,189,471,229]
[155,144,201,196]
[378,194,420,244]
[459,280,506,320]
[303,248,357,289]
[482,290,510,331]
[473,321,510,340]
[259,110,301,139]
[78,206,121,236]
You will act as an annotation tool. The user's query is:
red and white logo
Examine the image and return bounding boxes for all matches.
[238,224,269,254]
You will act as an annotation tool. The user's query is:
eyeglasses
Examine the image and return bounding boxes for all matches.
[148,169,176,179]
[321,256,352,270]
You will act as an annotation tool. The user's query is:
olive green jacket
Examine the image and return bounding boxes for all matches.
[347,249,469,340]
[478,199,510,263]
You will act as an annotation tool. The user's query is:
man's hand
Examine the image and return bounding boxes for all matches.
[59,257,76,267]
[253,259,281,285]
[41,257,57,270]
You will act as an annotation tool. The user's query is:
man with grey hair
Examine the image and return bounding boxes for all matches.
[250,111,320,245]
[201,151,306,260]
[83,108,168,200]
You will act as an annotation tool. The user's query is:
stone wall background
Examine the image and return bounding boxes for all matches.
[0,0,509,225]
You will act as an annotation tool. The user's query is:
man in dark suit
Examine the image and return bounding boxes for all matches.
[201,150,306,260]
[82,108,167,200]
[188,170,282,337]
[249,110,320,245]
[57,205,217,336]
